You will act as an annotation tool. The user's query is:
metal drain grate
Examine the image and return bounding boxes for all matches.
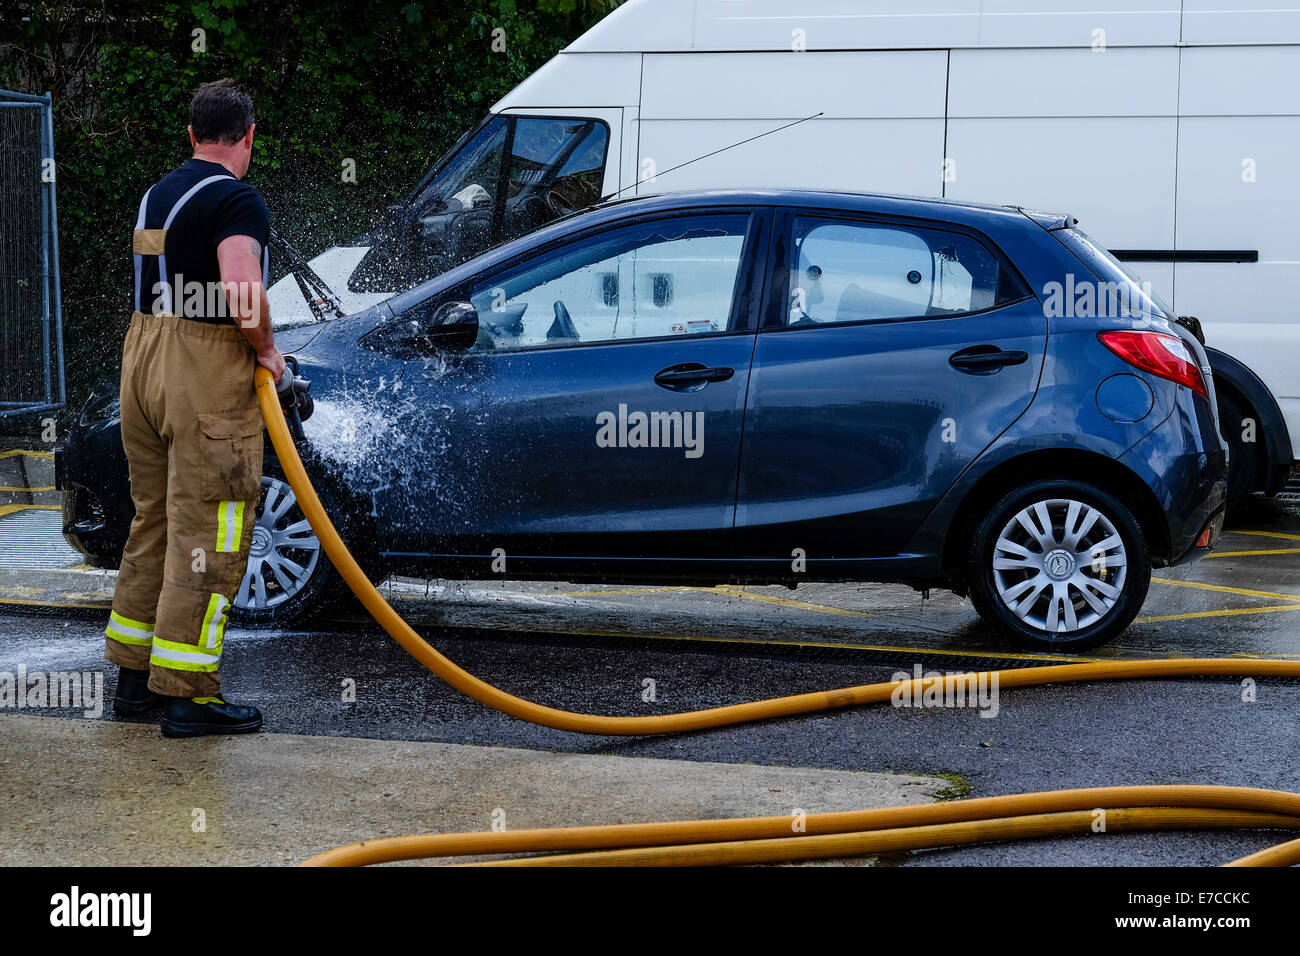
[0,508,80,569]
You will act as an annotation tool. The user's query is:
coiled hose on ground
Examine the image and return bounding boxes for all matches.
[254,368,1300,867]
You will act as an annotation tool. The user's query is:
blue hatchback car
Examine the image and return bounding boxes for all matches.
[59,189,1227,650]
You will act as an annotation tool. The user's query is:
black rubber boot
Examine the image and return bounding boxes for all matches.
[160,696,263,738]
[113,667,164,716]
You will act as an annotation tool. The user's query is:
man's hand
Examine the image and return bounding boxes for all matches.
[257,345,287,382]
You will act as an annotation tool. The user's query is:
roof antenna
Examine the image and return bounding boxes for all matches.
[599,111,825,203]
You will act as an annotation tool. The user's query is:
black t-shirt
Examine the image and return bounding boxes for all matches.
[135,158,270,324]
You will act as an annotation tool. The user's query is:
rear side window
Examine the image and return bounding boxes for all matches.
[781,215,1029,327]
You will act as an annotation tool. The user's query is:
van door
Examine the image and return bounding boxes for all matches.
[498,107,623,208]
[734,209,1045,568]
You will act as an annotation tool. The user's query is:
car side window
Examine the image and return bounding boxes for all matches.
[785,216,1027,327]
[467,213,750,352]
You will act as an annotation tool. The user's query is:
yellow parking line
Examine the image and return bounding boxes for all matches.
[0,565,106,575]
[1137,603,1300,624]
[714,586,874,618]
[1151,576,1300,603]
[0,449,53,460]
[0,486,55,493]
[0,503,62,519]
[496,622,1103,664]
[0,596,109,610]
[552,583,875,619]
[1234,529,1300,542]
[557,577,1300,630]
[551,586,699,599]
[1207,548,1300,558]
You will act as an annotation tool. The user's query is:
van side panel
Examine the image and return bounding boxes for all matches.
[944,47,1178,302]
[637,51,946,195]
[1175,45,1300,458]
[1183,2,1300,44]
[492,52,642,109]
[567,0,1184,53]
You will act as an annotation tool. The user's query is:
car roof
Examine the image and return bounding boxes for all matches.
[386,187,1062,316]
[587,187,1038,222]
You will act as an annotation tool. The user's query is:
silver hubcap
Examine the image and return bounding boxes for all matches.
[234,476,321,611]
[992,497,1127,635]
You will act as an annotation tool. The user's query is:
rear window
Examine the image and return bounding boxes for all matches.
[781,215,1030,327]
[1053,228,1175,320]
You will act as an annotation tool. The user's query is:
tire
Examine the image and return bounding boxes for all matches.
[227,460,384,630]
[966,479,1151,652]
[1217,391,1259,518]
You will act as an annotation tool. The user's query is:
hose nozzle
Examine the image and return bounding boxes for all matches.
[274,356,314,439]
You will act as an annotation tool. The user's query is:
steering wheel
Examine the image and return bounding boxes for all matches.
[547,300,580,342]
[545,187,581,219]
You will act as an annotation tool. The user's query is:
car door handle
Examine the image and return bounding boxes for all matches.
[654,364,734,390]
[948,346,1029,373]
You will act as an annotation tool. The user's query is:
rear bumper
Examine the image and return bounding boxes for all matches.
[1120,389,1228,566]
[1170,507,1225,567]
[54,419,131,569]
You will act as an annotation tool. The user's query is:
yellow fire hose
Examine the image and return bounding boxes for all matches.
[254,368,1300,867]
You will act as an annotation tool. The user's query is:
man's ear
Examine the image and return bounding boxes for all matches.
[244,123,256,149]
[188,125,198,150]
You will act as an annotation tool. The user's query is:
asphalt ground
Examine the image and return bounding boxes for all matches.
[1,470,1299,866]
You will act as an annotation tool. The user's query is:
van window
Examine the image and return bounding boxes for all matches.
[783,216,1027,326]
[413,116,509,217]
[469,214,749,351]
[349,115,610,294]
[500,118,610,244]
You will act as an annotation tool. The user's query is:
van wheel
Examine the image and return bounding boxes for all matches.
[966,479,1150,652]
[1218,391,1259,517]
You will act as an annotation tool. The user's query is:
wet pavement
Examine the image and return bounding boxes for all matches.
[1,495,1298,865]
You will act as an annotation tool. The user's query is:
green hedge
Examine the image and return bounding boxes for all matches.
[0,0,612,404]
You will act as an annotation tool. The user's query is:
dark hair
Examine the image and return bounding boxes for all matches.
[190,79,255,145]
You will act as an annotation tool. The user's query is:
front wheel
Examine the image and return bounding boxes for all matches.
[966,480,1151,652]
[228,467,383,630]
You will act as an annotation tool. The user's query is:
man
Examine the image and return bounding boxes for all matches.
[105,78,286,737]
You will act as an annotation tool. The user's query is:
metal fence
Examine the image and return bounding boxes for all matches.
[0,89,65,418]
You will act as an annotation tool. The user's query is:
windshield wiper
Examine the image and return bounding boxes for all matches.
[270,228,347,321]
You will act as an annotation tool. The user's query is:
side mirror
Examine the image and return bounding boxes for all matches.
[418,300,479,351]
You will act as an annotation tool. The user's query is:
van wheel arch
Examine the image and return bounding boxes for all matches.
[1206,346,1292,501]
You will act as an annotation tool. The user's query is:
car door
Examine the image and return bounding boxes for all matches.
[734,208,1045,568]
[376,207,769,574]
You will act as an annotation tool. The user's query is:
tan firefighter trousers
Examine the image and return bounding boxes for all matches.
[104,312,263,698]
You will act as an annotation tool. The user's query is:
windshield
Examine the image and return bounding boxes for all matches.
[413,117,509,215]
[1054,228,1175,320]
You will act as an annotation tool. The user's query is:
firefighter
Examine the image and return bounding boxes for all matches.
[105,78,286,737]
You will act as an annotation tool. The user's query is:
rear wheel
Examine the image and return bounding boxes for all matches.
[966,479,1150,652]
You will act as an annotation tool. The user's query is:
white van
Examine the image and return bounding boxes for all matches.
[268,0,1299,508]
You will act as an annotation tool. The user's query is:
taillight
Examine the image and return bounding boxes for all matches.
[1097,330,1208,398]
